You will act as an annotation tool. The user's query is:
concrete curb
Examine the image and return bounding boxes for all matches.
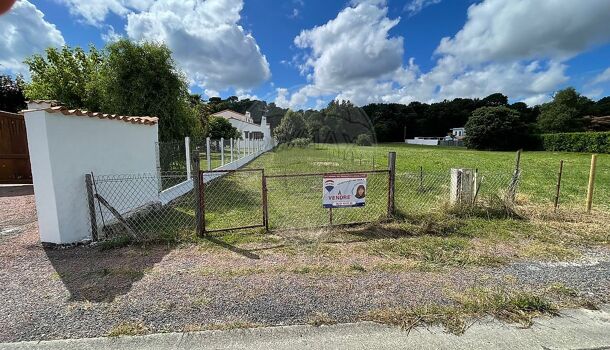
[2,305,609,350]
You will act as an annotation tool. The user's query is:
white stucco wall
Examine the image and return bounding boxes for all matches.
[24,109,158,244]
[406,138,440,146]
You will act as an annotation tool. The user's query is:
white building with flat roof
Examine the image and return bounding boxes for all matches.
[210,109,273,148]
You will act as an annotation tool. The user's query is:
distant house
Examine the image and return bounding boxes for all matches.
[406,126,466,146]
[450,127,466,139]
[210,109,272,145]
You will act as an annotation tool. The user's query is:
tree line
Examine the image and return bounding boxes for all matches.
[2,39,609,150]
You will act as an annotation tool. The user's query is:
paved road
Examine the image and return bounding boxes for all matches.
[2,305,609,350]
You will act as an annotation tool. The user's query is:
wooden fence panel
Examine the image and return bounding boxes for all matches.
[0,111,32,184]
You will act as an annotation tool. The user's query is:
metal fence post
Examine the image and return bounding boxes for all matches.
[387,151,396,216]
[206,137,211,171]
[185,136,191,179]
[85,174,98,241]
[554,160,564,212]
[220,137,225,166]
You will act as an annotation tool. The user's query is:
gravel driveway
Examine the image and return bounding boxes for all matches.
[1,186,609,342]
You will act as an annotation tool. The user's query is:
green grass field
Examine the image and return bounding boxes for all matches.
[247,144,610,212]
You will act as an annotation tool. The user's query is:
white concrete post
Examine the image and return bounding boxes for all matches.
[230,138,234,163]
[206,137,211,171]
[220,137,225,166]
[185,136,191,178]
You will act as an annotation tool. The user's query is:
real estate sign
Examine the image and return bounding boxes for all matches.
[322,174,367,208]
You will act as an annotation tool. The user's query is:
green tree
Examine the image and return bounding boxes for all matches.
[0,75,26,112]
[24,45,104,110]
[537,87,592,133]
[274,110,308,144]
[99,39,200,141]
[464,106,528,151]
[207,117,240,139]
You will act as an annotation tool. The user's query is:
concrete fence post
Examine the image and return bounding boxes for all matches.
[230,138,234,163]
[185,136,191,178]
[220,137,225,166]
[206,137,211,171]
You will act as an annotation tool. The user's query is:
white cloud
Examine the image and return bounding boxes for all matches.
[436,0,610,63]
[405,0,441,16]
[280,0,610,108]
[56,0,154,26]
[592,67,610,85]
[0,0,65,74]
[126,0,271,92]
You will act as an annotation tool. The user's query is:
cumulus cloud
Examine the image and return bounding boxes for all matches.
[126,0,271,92]
[592,67,610,85]
[405,0,441,16]
[279,0,610,108]
[56,0,154,26]
[436,0,610,63]
[0,0,65,74]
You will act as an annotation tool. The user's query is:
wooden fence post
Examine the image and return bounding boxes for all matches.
[387,151,396,216]
[586,154,597,213]
[85,174,98,241]
[554,160,564,212]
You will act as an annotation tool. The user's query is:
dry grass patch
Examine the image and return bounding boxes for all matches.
[108,321,150,337]
[308,312,337,326]
[365,288,558,335]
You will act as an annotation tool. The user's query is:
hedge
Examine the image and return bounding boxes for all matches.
[540,131,610,153]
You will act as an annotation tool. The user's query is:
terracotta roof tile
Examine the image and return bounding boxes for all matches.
[43,106,158,126]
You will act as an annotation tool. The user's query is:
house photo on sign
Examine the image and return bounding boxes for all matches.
[322,174,367,208]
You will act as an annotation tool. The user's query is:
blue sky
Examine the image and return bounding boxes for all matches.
[2,0,610,109]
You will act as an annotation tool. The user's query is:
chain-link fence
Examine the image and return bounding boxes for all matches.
[394,170,518,215]
[85,165,519,242]
[87,173,197,242]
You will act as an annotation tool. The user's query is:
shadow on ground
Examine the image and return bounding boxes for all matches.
[44,244,171,302]
[0,185,33,198]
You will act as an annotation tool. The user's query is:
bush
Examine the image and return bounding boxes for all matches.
[354,134,373,146]
[540,131,610,153]
[464,106,528,151]
[289,138,311,148]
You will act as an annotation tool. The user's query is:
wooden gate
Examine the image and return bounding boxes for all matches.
[0,111,32,184]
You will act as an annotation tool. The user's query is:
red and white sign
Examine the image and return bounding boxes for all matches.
[322,174,367,208]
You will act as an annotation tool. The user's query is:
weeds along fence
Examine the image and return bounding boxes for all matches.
[85,152,521,241]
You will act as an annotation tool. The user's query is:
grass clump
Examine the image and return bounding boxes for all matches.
[365,288,557,334]
[308,312,337,326]
[108,321,149,337]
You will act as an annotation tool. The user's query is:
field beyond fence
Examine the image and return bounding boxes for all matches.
[83,143,589,242]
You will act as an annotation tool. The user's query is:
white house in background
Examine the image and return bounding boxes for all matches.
[450,127,466,139]
[210,109,274,148]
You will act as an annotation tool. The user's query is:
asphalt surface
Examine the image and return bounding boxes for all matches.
[2,305,610,350]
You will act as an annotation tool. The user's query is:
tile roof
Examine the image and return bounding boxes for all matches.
[27,100,61,106]
[25,105,158,126]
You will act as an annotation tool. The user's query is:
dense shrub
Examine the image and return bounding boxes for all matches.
[540,132,610,153]
[464,106,528,151]
[289,138,311,148]
[354,134,374,146]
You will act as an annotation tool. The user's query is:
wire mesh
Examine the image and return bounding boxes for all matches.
[394,170,517,215]
[202,170,264,232]
[266,171,390,230]
[90,173,197,242]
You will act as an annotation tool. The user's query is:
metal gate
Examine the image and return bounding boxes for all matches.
[197,168,266,234]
